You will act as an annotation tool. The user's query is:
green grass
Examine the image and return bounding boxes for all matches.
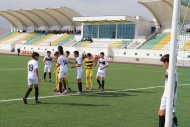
[0,54,190,127]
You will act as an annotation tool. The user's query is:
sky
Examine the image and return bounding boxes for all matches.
[0,0,153,33]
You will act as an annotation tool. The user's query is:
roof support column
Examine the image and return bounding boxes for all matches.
[81,23,84,38]
[98,24,100,39]
[10,24,15,32]
[116,24,118,39]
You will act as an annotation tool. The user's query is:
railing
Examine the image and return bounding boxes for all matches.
[136,32,158,49]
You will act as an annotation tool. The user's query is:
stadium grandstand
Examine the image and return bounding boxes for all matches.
[0,0,190,66]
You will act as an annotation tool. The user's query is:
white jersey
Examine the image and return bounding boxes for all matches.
[57,55,68,73]
[97,58,108,73]
[43,56,53,67]
[76,56,83,72]
[28,59,38,80]
[163,69,178,98]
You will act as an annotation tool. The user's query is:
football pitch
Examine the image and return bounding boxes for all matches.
[0,54,190,127]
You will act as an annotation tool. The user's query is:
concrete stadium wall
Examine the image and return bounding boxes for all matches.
[0,44,13,50]
[1,44,190,67]
[135,19,152,38]
[15,44,109,58]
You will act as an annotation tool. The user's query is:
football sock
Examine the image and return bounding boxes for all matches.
[44,72,47,80]
[102,80,105,89]
[49,73,51,80]
[78,82,82,92]
[24,88,32,98]
[59,82,63,93]
[97,79,102,88]
[65,77,69,87]
[35,87,39,102]
[86,78,89,88]
[173,117,178,127]
[63,80,67,91]
[90,78,93,88]
[159,116,165,127]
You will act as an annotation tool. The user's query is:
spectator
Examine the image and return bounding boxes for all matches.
[17,48,21,56]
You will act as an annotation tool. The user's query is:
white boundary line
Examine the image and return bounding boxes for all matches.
[0,84,189,104]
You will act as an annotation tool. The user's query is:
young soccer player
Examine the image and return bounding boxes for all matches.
[71,51,83,94]
[96,52,108,91]
[83,53,94,90]
[65,51,72,91]
[53,51,60,92]
[43,51,53,82]
[23,52,40,104]
[56,48,68,95]
[159,54,178,127]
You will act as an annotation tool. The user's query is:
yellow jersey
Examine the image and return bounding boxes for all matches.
[83,58,94,69]
[54,57,60,75]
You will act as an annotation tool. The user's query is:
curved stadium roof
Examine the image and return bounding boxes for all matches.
[0,7,81,28]
[139,0,190,29]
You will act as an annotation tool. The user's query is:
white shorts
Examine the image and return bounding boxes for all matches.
[28,79,38,86]
[77,70,83,79]
[44,66,52,73]
[160,96,176,112]
[96,71,106,78]
[59,71,67,79]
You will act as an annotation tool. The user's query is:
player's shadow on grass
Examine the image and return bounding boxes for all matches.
[83,90,157,98]
[83,92,137,98]
[40,102,110,107]
[126,90,157,94]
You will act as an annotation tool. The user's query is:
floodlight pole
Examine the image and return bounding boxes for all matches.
[165,0,181,126]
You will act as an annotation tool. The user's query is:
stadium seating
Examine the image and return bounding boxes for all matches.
[140,33,168,49]
[0,32,16,41]
[25,34,50,45]
[11,33,35,45]
[152,33,171,50]
[87,41,114,48]
[183,40,190,51]
[109,40,131,49]
[34,34,55,45]
[0,32,19,44]
[52,34,75,46]
[74,40,132,48]
[176,34,190,50]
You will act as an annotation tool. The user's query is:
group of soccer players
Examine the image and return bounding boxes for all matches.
[22,47,178,127]
[23,46,108,103]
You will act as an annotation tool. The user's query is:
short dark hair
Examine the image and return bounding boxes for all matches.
[66,51,70,55]
[54,51,59,56]
[74,51,79,55]
[100,52,104,56]
[87,53,92,57]
[160,54,169,63]
[47,51,51,54]
[32,52,39,58]
[58,46,63,51]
